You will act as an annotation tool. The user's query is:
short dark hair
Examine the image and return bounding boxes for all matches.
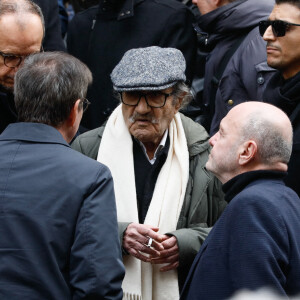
[14,52,92,127]
[275,0,300,9]
[0,0,45,37]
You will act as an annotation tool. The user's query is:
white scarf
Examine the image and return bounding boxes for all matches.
[97,105,189,300]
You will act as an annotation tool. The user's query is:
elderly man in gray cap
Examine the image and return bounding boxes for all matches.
[71,46,226,300]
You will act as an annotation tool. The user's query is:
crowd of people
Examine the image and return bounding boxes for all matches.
[0,0,299,299]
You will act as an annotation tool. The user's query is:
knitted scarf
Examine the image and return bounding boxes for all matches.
[97,105,189,300]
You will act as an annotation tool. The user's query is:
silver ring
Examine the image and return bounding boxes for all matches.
[146,237,153,248]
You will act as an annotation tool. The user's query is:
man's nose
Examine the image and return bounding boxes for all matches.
[135,95,151,113]
[263,25,275,41]
[209,132,219,146]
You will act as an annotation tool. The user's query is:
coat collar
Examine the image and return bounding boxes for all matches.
[223,170,288,203]
[0,122,70,147]
[98,0,144,21]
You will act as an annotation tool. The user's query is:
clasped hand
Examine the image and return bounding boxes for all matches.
[123,223,179,272]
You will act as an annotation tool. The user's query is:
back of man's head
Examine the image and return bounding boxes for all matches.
[14,51,92,127]
[235,102,293,167]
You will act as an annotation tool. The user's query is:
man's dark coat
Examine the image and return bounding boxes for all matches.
[0,123,125,299]
[263,71,300,197]
[180,171,300,300]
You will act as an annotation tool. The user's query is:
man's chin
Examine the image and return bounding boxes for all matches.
[205,159,216,174]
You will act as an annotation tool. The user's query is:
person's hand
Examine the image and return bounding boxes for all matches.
[150,235,179,272]
[123,223,165,262]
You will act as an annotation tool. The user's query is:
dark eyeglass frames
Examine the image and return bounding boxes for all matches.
[80,98,91,113]
[120,91,173,108]
[0,46,44,68]
[259,20,300,37]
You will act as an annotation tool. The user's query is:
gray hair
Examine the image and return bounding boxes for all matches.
[172,81,193,109]
[0,0,45,38]
[14,51,92,127]
[240,112,293,164]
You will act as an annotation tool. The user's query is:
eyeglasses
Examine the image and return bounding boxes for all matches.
[0,46,44,68]
[0,51,28,68]
[259,20,300,37]
[80,98,91,113]
[120,91,173,108]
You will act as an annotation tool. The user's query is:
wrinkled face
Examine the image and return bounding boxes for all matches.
[206,111,242,183]
[0,14,43,90]
[263,3,300,79]
[122,87,182,146]
[191,0,218,15]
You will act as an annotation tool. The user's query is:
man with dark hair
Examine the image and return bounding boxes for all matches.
[191,0,275,134]
[261,0,300,197]
[181,102,300,300]
[72,46,226,299]
[0,0,44,133]
[0,51,125,299]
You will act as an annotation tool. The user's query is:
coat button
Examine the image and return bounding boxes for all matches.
[227,99,234,106]
[257,75,264,85]
[126,10,131,14]
[119,12,125,17]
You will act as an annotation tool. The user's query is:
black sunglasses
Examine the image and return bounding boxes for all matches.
[259,20,300,37]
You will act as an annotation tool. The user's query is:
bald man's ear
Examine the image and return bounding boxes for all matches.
[238,140,258,166]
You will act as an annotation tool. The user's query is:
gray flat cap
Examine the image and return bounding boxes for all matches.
[111,46,186,91]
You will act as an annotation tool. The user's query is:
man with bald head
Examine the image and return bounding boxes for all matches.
[0,0,44,133]
[181,102,300,300]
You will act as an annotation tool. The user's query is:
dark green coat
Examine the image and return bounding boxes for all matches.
[71,113,226,290]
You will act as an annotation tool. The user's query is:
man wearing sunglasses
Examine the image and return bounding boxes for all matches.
[72,46,226,299]
[0,0,44,134]
[260,0,300,197]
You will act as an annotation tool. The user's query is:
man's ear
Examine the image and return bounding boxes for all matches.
[174,96,183,113]
[67,99,81,127]
[238,140,258,165]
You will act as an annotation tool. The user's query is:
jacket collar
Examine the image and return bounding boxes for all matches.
[198,0,273,46]
[223,170,287,203]
[98,0,144,20]
[0,122,70,147]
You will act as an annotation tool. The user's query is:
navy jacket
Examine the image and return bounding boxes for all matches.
[0,123,125,299]
[181,171,300,300]
[263,71,300,197]
[67,0,197,130]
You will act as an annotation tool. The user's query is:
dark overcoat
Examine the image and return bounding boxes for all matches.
[181,171,300,300]
[0,123,125,299]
